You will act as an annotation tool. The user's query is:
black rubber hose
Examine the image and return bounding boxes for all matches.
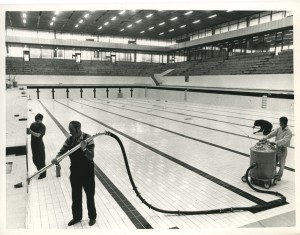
[105,131,286,215]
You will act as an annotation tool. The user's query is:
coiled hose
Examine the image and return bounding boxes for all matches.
[105,131,286,215]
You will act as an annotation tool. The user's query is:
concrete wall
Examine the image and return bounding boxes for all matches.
[27,87,146,100]
[162,74,294,91]
[19,74,293,113]
[145,88,294,114]
[9,75,155,86]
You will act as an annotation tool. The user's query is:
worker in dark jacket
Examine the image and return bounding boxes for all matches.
[253,119,273,135]
[27,113,46,179]
[52,121,97,226]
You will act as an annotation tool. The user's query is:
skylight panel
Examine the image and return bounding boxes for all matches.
[140,31,145,34]
[146,13,153,18]
[170,16,178,21]
[119,10,126,15]
[148,26,154,30]
[136,19,142,23]
[184,11,193,15]
[158,22,165,26]
[169,28,174,32]
[111,16,117,21]
[193,20,200,23]
[208,14,217,18]
[180,25,186,28]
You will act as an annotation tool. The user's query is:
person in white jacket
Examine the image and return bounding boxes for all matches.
[262,116,292,181]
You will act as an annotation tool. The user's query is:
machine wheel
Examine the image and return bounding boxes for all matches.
[273,179,277,185]
[264,182,270,189]
[241,176,247,182]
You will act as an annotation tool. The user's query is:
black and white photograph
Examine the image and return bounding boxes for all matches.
[1,0,299,234]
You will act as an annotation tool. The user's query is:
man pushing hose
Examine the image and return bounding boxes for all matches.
[51,121,97,226]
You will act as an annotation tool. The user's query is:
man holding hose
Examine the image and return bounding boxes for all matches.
[52,120,97,226]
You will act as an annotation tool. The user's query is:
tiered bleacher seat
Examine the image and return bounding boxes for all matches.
[208,53,274,75]
[6,51,293,76]
[247,50,293,74]
[6,57,175,76]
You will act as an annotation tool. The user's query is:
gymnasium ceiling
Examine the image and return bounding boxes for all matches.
[6,10,261,40]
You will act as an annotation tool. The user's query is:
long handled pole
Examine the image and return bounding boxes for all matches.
[27,132,106,184]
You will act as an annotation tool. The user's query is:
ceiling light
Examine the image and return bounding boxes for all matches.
[79,19,83,23]
[140,31,145,34]
[104,22,109,25]
[84,13,89,18]
[75,24,79,27]
[54,11,59,15]
[127,24,132,28]
[136,19,142,23]
[111,16,117,20]
[52,16,56,21]
[193,20,200,23]
[50,22,54,26]
[226,10,233,12]
[23,19,26,23]
[119,10,126,15]
[170,17,178,21]
[98,26,102,29]
[146,13,153,18]
[180,25,186,28]
[169,29,174,32]
[22,13,26,18]
[159,32,164,35]
[208,14,217,18]
[158,22,165,26]
[148,26,154,30]
[120,28,124,31]
[184,11,193,15]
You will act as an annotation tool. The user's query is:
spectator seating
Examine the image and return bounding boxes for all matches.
[245,50,293,74]
[5,50,293,77]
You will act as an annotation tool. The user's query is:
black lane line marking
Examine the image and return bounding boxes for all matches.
[88,98,255,139]
[73,99,295,172]
[146,99,295,122]
[89,99,293,148]
[73,99,249,157]
[100,99,255,128]
[86,100,294,170]
[129,99,295,128]
[55,99,271,206]
[135,98,295,121]
[93,165,153,229]
[97,98,295,148]
[38,100,153,229]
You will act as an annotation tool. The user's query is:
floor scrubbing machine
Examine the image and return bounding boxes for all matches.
[242,139,279,189]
